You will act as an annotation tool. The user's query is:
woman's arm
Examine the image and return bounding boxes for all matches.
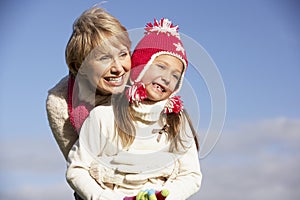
[46,76,78,160]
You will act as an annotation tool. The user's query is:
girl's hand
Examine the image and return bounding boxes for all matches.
[155,189,169,200]
[123,189,169,200]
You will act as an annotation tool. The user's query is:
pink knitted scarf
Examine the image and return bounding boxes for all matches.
[67,74,92,133]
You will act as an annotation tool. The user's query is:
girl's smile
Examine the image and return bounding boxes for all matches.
[141,54,183,102]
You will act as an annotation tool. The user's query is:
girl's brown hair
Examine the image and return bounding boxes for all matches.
[113,93,199,152]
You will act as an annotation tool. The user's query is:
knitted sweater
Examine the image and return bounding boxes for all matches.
[46,76,78,159]
[66,101,202,200]
[46,75,110,159]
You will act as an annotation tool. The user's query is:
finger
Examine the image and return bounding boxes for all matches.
[148,189,157,200]
[136,191,148,200]
[155,189,169,200]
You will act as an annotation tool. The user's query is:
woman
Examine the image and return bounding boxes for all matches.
[46,6,131,161]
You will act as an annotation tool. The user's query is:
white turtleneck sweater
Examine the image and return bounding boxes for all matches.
[66,101,202,200]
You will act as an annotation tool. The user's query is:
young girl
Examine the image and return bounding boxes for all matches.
[66,18,202,200]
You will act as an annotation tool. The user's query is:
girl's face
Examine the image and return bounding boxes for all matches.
[80,44,131,95]
[141,54,184,102]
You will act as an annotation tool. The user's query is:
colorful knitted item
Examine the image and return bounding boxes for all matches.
[123,189,169,200]
[67,73,92,133]
[126,81,147,104]
[126,81,184,114]
[164,95,183,114]
[130,18,187,96]
[126,18,186,114]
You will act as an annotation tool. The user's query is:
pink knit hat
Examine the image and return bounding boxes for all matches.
[130,18,187,95]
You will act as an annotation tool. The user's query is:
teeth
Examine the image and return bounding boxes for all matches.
[108,76,122,82]
[154,83,164,92]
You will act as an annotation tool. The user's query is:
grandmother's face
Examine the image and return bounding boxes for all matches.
[80,43,131,95]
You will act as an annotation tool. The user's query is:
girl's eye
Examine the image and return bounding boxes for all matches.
[157,64,165,69]
[173,74,180,80]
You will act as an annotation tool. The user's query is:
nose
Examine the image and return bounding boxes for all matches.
[110,57,123,74]
[161,71,171,85]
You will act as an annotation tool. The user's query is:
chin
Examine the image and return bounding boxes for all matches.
[110,86,126,94]
[147,95,166,102]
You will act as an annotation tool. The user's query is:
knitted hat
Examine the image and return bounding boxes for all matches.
[130,18,187,96]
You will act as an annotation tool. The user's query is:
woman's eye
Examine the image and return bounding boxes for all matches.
[99,55,110,61]
[119,51,128,58]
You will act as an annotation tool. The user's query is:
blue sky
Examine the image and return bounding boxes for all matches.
[0,0,299,199]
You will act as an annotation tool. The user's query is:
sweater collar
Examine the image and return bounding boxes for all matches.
[130,99,167,123]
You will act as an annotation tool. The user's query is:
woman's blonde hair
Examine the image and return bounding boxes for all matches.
[65,6,131,75]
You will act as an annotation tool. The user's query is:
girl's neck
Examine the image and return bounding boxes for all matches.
[130,99,167,123]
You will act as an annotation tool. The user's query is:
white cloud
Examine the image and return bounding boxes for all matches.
[191,117,300,200]
[0,134,71,200]
[0,182,73,200]
[1,117,300,199]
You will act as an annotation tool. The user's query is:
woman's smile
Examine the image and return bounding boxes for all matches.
[104,74,126,86]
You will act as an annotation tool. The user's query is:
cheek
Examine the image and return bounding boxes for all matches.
[89,64,108,79]
[86,67,106,86]
[141,69,160,83]
[85,59,105,73]
[121,57,132,71]
[141,74,153,84]
[169,81,178,92]
[164,91,173,99]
